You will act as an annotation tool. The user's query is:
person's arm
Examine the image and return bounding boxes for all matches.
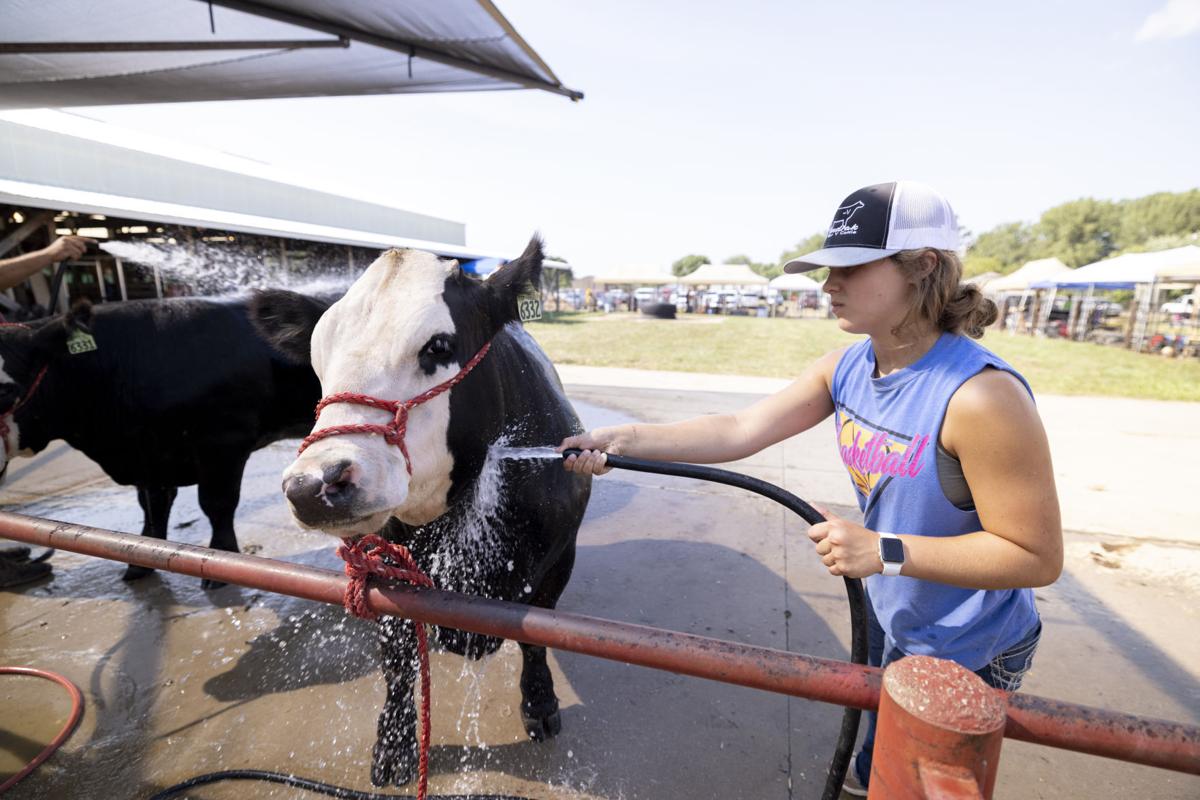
[0,236,93,291]
[809,368,1063,589]
[560,347,846,474]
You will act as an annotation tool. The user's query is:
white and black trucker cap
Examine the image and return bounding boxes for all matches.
[783,181,960,273]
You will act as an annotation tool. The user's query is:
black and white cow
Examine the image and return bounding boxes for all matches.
[251,237,591,787]
[0,296,324,587]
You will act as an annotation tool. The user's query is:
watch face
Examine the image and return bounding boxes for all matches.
[880,537,905,563]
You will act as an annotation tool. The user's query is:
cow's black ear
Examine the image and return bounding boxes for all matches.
[67,299,93,332]
[486,234,544,326]
[249,289,329,364]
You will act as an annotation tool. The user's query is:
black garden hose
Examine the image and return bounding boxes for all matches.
[147,770,529,800]
[563,448,868,800]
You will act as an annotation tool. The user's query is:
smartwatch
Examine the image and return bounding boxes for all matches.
[878,533,904,576]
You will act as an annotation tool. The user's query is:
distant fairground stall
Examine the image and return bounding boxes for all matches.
[980,248,1200,357]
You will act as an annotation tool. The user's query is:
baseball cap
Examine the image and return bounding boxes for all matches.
[783,181,960,273]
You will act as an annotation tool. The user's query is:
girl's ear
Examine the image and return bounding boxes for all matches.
[486,234,544,327]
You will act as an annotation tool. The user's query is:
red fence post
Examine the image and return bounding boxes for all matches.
[869,656,1007,799]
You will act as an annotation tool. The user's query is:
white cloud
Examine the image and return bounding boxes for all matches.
[1135,0,1200,42]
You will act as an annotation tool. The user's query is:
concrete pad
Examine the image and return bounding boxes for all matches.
[1,379,1198,799]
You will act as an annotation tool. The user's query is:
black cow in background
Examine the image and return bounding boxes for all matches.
[0,296,326,588]
[252,237,591,787]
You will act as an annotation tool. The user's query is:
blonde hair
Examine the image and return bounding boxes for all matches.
[892,249,997,339]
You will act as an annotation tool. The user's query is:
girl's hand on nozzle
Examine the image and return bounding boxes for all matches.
[558,430,616,475]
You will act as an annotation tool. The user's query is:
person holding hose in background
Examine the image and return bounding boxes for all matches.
[0,234,93,588]
[559,182,1062,796]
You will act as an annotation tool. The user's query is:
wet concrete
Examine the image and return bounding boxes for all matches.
[0,389,1197,799]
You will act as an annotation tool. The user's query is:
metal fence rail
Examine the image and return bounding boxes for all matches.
[2,511,1196,777]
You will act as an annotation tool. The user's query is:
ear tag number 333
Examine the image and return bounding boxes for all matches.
[66,329,98,355]
[517,292,542,323]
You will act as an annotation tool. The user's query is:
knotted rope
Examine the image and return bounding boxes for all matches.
[337,534,435,800]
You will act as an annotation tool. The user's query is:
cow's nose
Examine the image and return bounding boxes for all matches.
[283,459,362,526]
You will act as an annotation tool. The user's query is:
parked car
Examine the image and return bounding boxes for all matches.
[633,287,659,306]
[702,290,739,313]
[1161,296,1195,318]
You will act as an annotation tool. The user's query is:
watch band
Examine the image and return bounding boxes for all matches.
[878,532,904,576]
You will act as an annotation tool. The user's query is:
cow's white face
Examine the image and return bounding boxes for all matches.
[281,249,460,535]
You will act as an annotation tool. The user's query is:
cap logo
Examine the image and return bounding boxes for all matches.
[828,201,865,238]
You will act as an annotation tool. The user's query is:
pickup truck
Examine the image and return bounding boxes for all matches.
[1160,296,1195,317]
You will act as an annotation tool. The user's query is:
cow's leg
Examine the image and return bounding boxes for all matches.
[196,453,248,590]
[372,617,420,787]
[123,485,177,581]
[519,546,577,741]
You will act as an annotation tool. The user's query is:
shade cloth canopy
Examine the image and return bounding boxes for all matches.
[677,263,769,286]
[1034,246,1200,290]
[984,257,1073,293]
[0,0,581,109]
[1148,245,1200,280]
[769,272,822,292]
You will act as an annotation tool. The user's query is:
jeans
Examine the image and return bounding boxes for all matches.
[852,605,1042,788]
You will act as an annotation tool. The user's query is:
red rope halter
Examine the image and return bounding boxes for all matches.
[297,340,492,476]
[0,322,49,461]
[338,534,435,800]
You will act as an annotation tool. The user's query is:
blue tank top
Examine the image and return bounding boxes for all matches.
[830,332,1040,670]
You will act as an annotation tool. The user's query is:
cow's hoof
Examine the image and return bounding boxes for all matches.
[523,708,562,741]
[200,578,227,591]
[371,740,417,787]
[122,564,155,581]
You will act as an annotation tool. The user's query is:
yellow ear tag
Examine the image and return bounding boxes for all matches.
[66,329,98,355]
[517,292,542,322]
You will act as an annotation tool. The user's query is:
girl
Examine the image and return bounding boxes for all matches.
[559,181,1062,794]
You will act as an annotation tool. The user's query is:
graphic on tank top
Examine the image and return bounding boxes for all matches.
[835,401,931,511]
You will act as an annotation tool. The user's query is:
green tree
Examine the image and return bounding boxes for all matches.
[1116,190,1200,248]
[778,232,828,282]
[671,254,709,277]
[966,222,1039,272]
[1033,198,1122,267]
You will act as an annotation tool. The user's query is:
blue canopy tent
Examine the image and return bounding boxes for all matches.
[1032,246,1200,347]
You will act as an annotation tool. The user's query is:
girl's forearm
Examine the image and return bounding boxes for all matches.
[895,529,1062,590]
[601,414,760,464]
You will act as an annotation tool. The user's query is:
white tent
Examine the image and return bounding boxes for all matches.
[0,0,581,108]
[677,263,768,286]
[769,273,822,292]
[984,258,1072,293]
[965,271,1002,289]
[1150,245,1200,281]
[1035,247,1200,290]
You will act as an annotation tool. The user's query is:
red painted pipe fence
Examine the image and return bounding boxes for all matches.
[2,511,1196,778]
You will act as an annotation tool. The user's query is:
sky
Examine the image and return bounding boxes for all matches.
[71,0,1200,277]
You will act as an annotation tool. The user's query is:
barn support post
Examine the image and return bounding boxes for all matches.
[153,262,163,299]
[93,263,106,303]
[868,657,1006,799]
[114,256,128,302]
[0,512,1196,778]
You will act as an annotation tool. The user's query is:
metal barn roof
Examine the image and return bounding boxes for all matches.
[0,111,479,255]
[0,0,582,109]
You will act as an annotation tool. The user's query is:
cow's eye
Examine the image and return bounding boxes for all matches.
[418,334,456,374]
